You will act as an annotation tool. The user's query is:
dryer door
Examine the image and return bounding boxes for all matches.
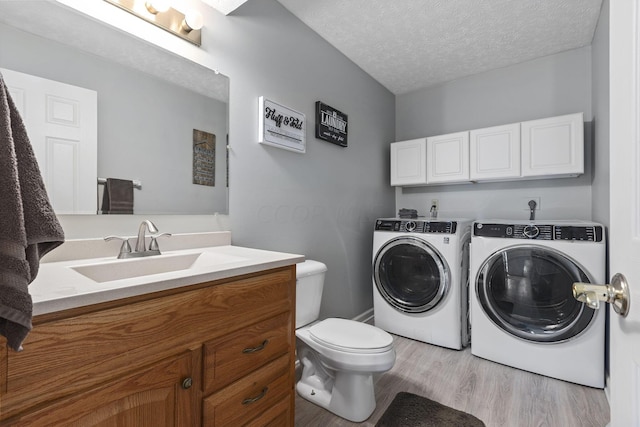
[373,236,450,313]
[476,245,596,343]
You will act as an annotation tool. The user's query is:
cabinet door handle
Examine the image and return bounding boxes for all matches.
[242,339,269,354]
[181,377,193,389]
[242,387,268,405]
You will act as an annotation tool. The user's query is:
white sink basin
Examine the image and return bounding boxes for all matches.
[71,251,247,283]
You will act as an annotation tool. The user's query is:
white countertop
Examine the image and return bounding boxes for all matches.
[31,244,304,316]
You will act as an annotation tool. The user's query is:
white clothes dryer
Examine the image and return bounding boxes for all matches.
[470,220,606,388]
[372,218,472,350]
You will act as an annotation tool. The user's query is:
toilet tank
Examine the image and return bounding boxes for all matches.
[296,260,327,328]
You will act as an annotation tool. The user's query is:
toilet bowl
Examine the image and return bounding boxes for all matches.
[296,260,396,422]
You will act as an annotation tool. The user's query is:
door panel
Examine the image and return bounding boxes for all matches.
[608,2,640,425]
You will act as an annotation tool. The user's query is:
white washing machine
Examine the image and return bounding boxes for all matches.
[470,220,606,388]
[372,218,472,350]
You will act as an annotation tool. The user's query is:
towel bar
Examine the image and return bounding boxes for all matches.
[97,178,142,189]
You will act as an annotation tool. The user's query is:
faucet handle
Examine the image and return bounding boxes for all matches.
[149,232,172,252]
[105,236,132,258]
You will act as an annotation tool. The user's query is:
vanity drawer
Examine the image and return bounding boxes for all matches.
[244,396,291,427]
[203,354,291,427]
[203,311,292,394]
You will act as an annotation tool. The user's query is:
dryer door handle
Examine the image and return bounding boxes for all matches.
[573,273,630,317]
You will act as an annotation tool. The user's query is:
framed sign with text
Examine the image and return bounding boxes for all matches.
[258,96,306,153]
[315,101,348,147]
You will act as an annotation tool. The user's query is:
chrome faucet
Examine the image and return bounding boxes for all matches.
[136,220,158,253]
[105,220,170,259]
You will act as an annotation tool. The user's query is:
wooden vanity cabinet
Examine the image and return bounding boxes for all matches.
[0,266,297,427]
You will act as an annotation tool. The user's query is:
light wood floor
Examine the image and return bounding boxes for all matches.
[295,334,610,427]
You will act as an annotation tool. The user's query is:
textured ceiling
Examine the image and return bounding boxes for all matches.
[275,0,603,95]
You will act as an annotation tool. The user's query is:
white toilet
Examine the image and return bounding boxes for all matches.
[295,260,396,422]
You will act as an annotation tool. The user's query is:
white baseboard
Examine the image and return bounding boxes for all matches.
[351,307,374,324]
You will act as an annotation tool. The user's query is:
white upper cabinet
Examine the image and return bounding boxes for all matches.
[426,131,469,184]
[470,123,521,181]
[521,112,584,178]
[390,138,428,186]
[390,112,584,187]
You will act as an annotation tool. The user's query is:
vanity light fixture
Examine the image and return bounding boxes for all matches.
[104,0,203,46]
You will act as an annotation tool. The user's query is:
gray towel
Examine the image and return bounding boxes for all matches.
[0,71,65,351]
[101,178,134,214]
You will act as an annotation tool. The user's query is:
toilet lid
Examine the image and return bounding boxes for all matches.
[308,318,394,354]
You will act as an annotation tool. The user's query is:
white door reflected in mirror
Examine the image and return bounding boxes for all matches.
[1,67,97,214]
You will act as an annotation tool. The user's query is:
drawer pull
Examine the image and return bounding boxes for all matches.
[242,339,269,354]
[181,377,193,389]
[242,387,268,405]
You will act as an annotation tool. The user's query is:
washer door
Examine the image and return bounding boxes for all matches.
[476,245,596,343]
[373,236,450,313]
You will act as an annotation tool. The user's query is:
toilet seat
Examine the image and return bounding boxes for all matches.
[308,318,394,354]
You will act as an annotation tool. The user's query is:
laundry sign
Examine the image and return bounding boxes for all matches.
[315,101,348,147]
[258,96,306,153]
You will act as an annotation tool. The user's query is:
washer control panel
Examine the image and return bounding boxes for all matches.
[474,222,603,242]
[375,219,458,234]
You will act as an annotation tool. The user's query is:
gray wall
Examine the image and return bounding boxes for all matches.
[3,0,395,320]
[208,1,396,319]
[395,47,594,221]
[591,0,610,227]
[0,23,228,215]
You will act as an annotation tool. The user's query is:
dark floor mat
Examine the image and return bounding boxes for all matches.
[376,392,486,427]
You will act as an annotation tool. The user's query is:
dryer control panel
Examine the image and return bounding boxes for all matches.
[375,219,458,234]
[474,222,603,242]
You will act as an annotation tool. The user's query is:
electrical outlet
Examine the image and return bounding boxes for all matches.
[430,199,439,210]
[522,197,541,210]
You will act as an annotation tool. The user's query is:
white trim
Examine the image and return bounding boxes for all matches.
[351,308,375,324]
[634,0,640,242]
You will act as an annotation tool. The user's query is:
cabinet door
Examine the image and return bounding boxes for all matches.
[426,131,470,183]
[5,352,197,427]
[390,138,427,186]
[470,123,521,181]
[521,112,584,177]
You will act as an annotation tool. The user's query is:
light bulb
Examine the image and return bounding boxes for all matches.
[145,0,171,14]
[181,10,204,32]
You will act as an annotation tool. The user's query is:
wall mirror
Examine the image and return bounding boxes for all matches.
[0,2,229,215]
